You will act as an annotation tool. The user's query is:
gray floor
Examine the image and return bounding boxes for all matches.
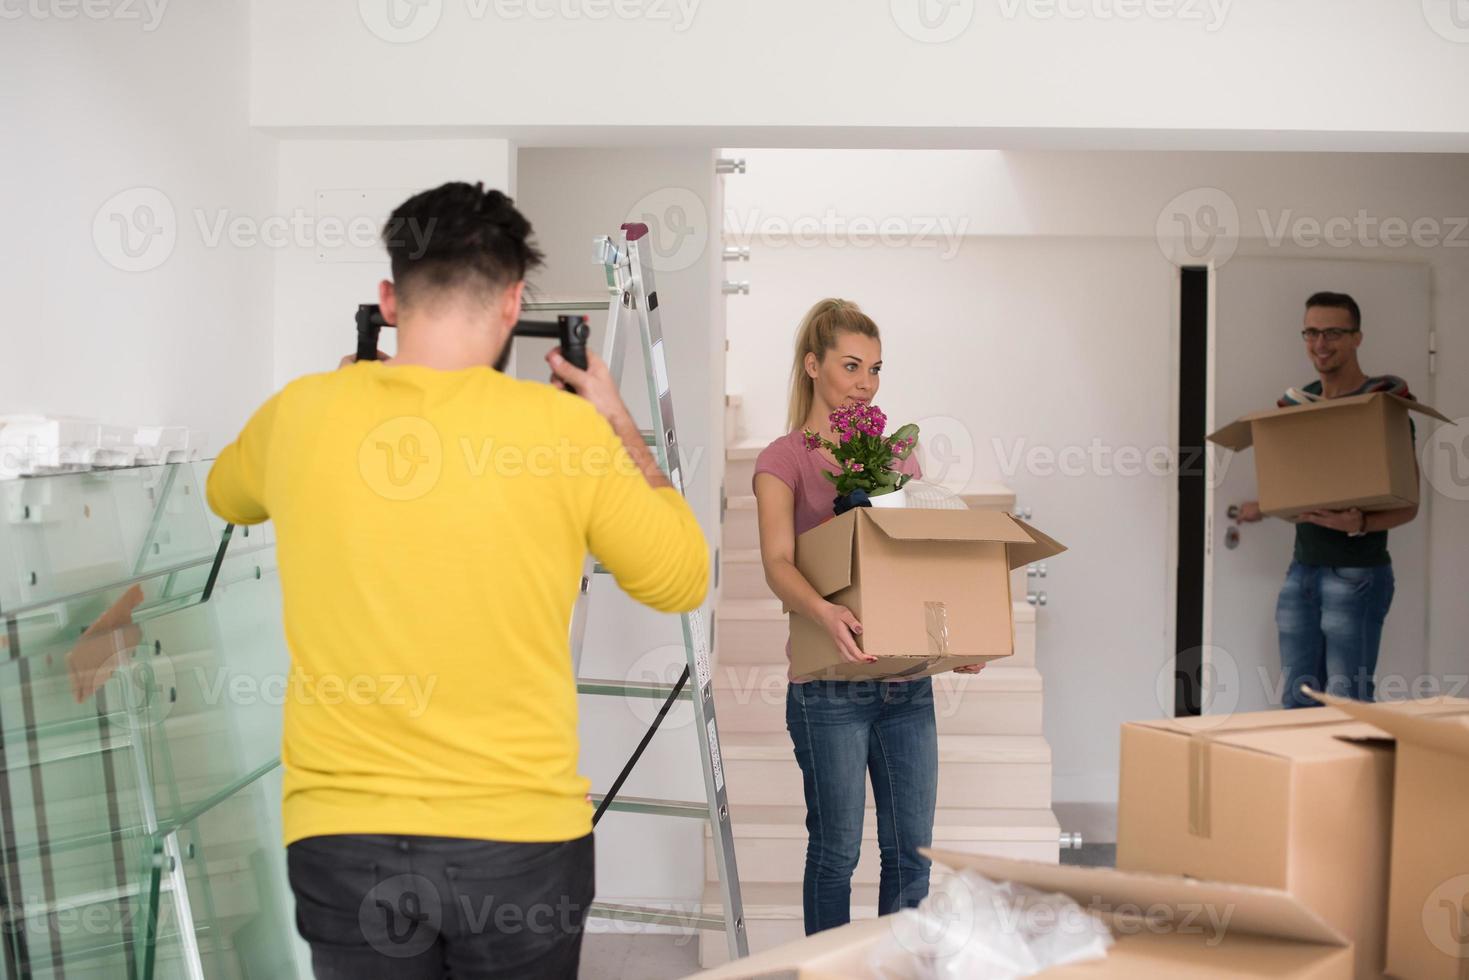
[579,932,701,980]
[578,844,1117,978]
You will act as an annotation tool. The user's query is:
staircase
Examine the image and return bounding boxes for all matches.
[701,440,1058,967]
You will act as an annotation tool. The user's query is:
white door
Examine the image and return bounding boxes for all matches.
[1203,256,1433,715]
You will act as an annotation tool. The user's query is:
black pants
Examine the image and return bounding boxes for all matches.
[286,833,595,979]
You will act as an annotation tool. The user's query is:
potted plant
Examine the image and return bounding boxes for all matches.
[803,403,920,515]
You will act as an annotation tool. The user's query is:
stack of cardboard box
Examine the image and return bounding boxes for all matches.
[686,696,1469,980]
[1118,694,1469,980]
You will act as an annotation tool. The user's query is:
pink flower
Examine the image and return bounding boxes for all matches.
[802,429,822,451]
[851,462,864,473]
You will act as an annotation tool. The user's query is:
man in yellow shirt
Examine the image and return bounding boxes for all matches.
[207,182,709,978]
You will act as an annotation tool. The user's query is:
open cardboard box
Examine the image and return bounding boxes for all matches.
[1117,704,1398,979]
[1207,392,1450,517]
[686,851,1352,979]
[1307,692,1469,980]
[786,509,1065,682]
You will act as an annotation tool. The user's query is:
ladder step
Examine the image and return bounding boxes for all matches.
[520,298,611,312]
[589,901,727,932]
[577,678,692,700]
[587,794,709,819]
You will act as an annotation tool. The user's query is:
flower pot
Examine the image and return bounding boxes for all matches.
[867,485,908,509]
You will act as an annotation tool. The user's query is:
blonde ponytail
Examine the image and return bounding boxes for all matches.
[786,299,882,433]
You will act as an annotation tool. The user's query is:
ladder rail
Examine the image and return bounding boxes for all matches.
[568,225,748,960]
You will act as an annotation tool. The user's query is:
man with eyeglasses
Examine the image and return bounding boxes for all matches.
[1234,291,1420,708]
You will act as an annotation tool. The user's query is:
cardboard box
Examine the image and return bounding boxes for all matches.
[685,851,1352,979]
[1207,392,1450,517]
[1117,705,1396,979]
[786,509,1065,682]
[1308,693,1469,980]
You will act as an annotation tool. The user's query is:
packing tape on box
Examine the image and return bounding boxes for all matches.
[924,601,951,658]
[1184,704,1469,838]
[1187,717,1357,839]
[1186,714,1390,839]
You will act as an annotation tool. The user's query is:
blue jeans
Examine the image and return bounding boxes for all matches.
[786,677,939,935]
[1275,561,1395,709]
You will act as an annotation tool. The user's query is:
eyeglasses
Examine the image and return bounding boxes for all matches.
[1301,328,1358,342]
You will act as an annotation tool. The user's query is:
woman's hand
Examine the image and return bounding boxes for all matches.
[816,602,876,664]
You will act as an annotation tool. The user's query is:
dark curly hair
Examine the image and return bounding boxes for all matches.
[382,181,544,308]
[1305,291,1361,330]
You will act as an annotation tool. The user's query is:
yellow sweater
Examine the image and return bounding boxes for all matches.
[206,362,709,845]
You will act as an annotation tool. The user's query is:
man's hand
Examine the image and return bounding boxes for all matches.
[546,350,631,426]
[1299,508,1366,534]
[1234,501,1263,523]
[339,351,390,369]
[954,662,987,674]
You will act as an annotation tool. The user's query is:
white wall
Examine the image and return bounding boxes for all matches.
[250,0,1469,150]
[515,147,725,911]
[0,5,275,450]
[723,149,1469,805]
[271,139,516,385]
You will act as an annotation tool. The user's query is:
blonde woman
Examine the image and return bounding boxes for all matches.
[752,299,980,935]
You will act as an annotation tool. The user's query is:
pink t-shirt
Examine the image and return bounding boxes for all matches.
[752,430,922,679]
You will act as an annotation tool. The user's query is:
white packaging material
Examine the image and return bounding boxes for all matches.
[0,417,202,480]
[0,416,102,479]
[866,870,1113,980]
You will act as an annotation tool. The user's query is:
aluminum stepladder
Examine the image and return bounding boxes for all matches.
[547,222,747,961]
